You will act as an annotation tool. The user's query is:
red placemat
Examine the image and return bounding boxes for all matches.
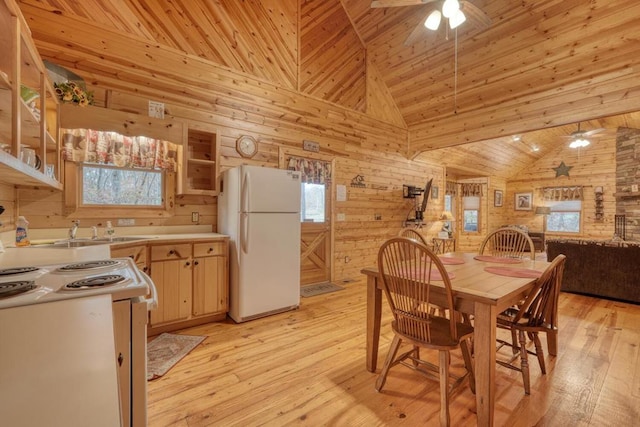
[474,255,523,264]
[438,256,465,265]
[399,267,456,281]
[484,266,542,278]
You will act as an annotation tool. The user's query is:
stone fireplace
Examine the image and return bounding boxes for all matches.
[615,128,640,241]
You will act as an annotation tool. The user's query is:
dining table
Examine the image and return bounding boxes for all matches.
[361,251,551,427]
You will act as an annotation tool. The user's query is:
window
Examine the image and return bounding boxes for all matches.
[81,164,163,206]
[64,161,174,218]
[301,183,325,222]
[546,200,581,233]
[462,196,479,232]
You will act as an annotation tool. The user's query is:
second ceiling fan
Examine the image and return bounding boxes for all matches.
[371,0,491,46]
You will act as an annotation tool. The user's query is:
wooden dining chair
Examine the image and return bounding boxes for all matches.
[376,237,475,426]
[495,254,567,394]
[398,227,431,248]
[479,227,536,260]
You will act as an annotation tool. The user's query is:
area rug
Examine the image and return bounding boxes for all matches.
[300,282,345,298]
[147,333,206,380]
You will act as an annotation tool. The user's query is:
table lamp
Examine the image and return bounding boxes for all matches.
[439,211,454,238]
[535,206,551,232]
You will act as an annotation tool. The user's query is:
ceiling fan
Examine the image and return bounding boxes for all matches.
[371,0,491,46]
[564,122,606,148]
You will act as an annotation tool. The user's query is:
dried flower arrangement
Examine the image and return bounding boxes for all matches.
[54,81,94,106]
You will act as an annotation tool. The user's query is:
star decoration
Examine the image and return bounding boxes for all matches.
[552,161,573,177]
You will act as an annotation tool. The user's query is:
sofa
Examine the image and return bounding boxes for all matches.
[546,239,640,304]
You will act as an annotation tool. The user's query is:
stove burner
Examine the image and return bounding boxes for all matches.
[0,281,36,299]
[58,260,121,272]
[63,275,126,290]
[0,266,39,276]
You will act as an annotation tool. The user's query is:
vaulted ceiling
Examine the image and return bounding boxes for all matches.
[17,0,640,178]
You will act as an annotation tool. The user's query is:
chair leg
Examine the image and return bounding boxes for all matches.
[460,338,475,394]
[439,350,451,427]
[517,329,531,395]
[532,332,546,374]
[510,328,519,355]
[376,335,402,392]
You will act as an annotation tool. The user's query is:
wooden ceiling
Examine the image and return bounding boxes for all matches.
[16,0,640,178]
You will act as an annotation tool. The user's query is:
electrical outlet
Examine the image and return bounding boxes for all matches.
[192,212,199,223]
[374,213,382,220]
[117,218,135,226]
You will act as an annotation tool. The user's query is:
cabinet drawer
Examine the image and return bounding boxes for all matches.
[150,243,191,261]
[111,245,147,266]
[193,241,227,257]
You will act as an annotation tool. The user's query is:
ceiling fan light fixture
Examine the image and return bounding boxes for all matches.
[449,9,466,29]
[442,0,460,18]
[424,10,442,31]
[569,137,590,148]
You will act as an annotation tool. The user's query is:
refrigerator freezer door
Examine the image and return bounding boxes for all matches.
[241,165,301,213]
[231,212,300,321]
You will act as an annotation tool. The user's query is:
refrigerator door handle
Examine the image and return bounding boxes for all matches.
[241,169,250,214]
[241,212,249,254]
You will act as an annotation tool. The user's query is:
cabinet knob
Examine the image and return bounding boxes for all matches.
[168,250,175,255]
[194,260,199,266]
[185,261,191,266]
[208,247,213,253]
[118,353,124,366]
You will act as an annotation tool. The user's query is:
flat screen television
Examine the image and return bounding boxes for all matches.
[419,178,433,213]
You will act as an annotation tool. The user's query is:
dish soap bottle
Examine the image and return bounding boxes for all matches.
[15,216,30,247]
[105,221,115,241]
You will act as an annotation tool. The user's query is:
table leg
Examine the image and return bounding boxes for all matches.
[474,302,497,427]
[366,274,382,373]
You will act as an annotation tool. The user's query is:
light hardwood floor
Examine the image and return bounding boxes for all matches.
[147,279,640,426]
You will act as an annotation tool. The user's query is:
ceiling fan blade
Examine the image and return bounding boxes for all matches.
[371,0,438,8]
[583,128,606,137]
[460,1,491,29]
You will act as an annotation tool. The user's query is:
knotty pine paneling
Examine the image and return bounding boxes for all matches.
[0,183,16,233]
[504,135,616,241]
[300,0,367,111]
[20,0,299,90]
[365,55,406,128]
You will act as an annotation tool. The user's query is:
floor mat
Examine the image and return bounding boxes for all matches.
[147,333,205,380]
[300,282,345,298]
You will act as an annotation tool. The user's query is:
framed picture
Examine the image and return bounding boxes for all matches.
[494,190,503,207]
[431,186,439,199]
[515,192,533,211]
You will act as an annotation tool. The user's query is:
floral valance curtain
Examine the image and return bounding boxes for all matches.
[61,128,178,171]
[461,183,483,197]
[542,186,583,201]
[287,156,331,184]
[445,181,457,195]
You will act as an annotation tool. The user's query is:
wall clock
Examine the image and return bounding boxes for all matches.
[236,135,258,158]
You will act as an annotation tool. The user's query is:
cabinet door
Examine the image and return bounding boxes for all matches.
[111,244,148,273]
[149,259,192,325]
[192,255,228,316]
[112,300,131,427]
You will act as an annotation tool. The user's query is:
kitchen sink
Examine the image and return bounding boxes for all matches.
[37,236,148,248]
[92,236,148,243]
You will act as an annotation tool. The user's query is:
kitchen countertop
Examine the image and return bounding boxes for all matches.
[0,232,228,268]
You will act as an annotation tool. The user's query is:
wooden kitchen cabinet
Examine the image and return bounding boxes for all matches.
[149,243,192,326]
[148,238,229,335]
[192,241,228,316]
[0,0,61,190]
[177,126,220,196]
[110,244,149,273]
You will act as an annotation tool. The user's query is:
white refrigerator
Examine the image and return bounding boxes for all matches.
[218,165,302,322]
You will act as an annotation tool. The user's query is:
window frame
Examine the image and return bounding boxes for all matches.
[462,195,480,233]
[64,161,175,219]
[546,200,583,234]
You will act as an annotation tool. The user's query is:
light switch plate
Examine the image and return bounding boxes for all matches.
[192,212,199,222]
[117,218,135,226]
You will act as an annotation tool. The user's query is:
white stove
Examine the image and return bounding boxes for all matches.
[0,257,155,427]
[0,258,153,309]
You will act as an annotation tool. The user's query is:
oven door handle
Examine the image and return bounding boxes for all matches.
[139,270,158,310]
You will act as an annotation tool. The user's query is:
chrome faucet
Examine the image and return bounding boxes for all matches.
[69,220,80,240]
[91,226,98,240]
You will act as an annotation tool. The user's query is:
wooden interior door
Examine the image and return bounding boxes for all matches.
[300,216,331,286]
